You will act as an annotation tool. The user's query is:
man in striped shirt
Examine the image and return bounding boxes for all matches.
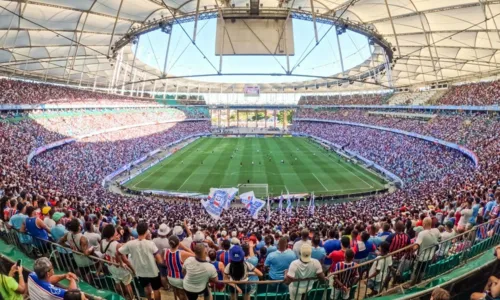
[331,249,359,300]
[384,221,410,287]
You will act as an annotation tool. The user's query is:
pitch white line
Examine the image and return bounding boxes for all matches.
[312,173,329,191]
[177,172,197,191]
[132,166,162,189]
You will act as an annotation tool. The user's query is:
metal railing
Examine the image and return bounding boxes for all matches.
[0,219,498,300]
[0,224,143,300]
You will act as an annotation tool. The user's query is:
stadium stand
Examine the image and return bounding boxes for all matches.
[0,78,158,106]
[436,80,500,106]
[298,93,393,105]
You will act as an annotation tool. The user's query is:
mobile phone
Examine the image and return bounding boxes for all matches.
[16,260,21,267]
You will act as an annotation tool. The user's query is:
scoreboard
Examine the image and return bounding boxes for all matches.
[244,85,260,97]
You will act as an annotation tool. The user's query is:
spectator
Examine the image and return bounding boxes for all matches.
[224,245,263,300]
[311,234,326,264]
[328,236,352,270]
[28,257,78,299]
[21,205,50,250]
[293,229,311,258]
[331,248,359,300]
[0,263,25,300]
[182,243,218,300]
[431,287,450,300]
[284,244,325,300]
[264,237,297,282]
[118,222,163,300]
[100,224,134,300]
[208,249,226,293]
[165,235,194,300]
[366,241,392,296]
[407,217,438,287]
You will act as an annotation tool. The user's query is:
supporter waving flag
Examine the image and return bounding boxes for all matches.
[296,196,300,213]
[278,194,283,212]
[309,192,315,215]
[286,193,292,216]
[202,188,237,220]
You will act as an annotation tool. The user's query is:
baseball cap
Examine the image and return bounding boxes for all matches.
[221,230,227,237]
[42,206,51,215]
[230,237,241,246]
[173,225,184,236]
[300,244,312,263]
[194,231,205,242]
[158,224,170,236]
[229,245,245,262]
[52,212,65,222]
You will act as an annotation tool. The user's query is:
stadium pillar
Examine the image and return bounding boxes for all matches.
[309,0,319,44]
[130,35,140,95]
[193,0,201,42]
[93,62,100,92]
[197,85,200,101]
[152,80,157,99]
[218,109,221,127]
[187,85,190,103]
[246,111,249,127]
[113,48,124,93]
[131,69,137,96]
[141,77,145,97]
[335,27,345,77]
[121,59,129,95]
[175,85,179,100]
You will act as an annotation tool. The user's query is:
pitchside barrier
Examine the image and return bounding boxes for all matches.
[1,219,498,300]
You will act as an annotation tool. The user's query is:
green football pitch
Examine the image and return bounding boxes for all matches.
[124,137,387,197]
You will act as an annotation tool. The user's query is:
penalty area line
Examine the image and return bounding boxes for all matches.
[312,173,329,191]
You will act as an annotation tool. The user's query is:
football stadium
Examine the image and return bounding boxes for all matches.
[1,0,500,299]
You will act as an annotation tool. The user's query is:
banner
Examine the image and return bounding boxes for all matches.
[240,191,265,219]
[309,192,315,215]
[286,193,292,216]
[209,188,238,209]
[278,194,283,211]
[202,188,238,219]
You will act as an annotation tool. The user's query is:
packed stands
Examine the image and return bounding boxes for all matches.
[298,93,393,105]
[436,80,500,106]
[1,84,500,298]
[0,78,158,106]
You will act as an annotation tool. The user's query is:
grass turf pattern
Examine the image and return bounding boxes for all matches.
[124,137,387,197]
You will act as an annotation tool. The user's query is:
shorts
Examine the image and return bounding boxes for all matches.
[139,274,162,291]
[228,283,252,295]
[367,279,382,292]
[332,287,351,300]
[168,277,184,289]
[185,287,210,300]
[158,264,168,277]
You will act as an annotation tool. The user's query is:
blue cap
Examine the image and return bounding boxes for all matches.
[229,245,245,262]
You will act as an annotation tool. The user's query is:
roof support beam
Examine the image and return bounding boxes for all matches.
[108,0,125,58]
[192,0,201,42]
[310,0,319,44]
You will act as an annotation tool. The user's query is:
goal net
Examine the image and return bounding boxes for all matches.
[238,184,269,199]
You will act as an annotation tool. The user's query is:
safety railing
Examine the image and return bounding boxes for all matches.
[1,219,498,300]
[213,220,500,300]
[0,225,143,300]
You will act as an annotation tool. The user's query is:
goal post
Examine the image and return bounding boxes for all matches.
[238,184,269,199]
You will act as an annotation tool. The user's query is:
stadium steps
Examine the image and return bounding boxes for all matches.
[0,238,124,300]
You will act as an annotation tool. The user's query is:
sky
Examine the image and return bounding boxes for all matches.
[134,18,373,84]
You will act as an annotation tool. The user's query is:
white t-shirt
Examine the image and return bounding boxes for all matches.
[458,208,472,227]
[293,240,311,258]
[84,232,101,248]
[287,259,323,292]
[224,261,255,281]
[182,257,218,293]
[415,230,438,261]
[368,256,393,282]
[181,236,193,250]
[118,239,159,278]
[44,218,56,230]
[153,237,171,256]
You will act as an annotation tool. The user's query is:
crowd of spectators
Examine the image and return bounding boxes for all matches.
[0,78,157,106]
[298,93,393,105]
[436,80,500,106]
[0,91,499,298]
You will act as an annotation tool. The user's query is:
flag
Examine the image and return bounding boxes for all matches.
[202,188,237,219]
[278,194,283,211]
[266,196,271,222]
[208,188,238,209]
[189,199,193,217]
[296,196,300,213]
[240,191,265,219]
[309,192,315,215]
[286,193,292,216]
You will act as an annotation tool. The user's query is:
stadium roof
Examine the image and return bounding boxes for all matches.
[1,0,500,93]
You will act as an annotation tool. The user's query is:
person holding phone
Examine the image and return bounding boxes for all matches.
[0,261,25,300]
[28,257,78,299]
